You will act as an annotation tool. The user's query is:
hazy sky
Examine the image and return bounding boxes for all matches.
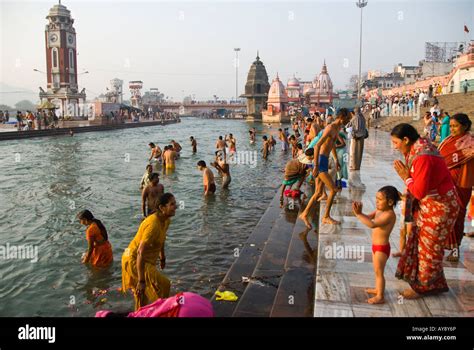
[1,0,473,103]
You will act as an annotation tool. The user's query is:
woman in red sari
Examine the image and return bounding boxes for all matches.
[438,114,474,261]
[391,124,459,299]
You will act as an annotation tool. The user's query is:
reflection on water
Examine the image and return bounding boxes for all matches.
[0,118,291,316]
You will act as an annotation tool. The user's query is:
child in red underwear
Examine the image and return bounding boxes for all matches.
[352,186,400,304]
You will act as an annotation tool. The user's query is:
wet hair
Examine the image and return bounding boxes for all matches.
[452,113,471,132]
[149,142,155,147]
[390,123,420,143]
[378,186,401,207]
[289,135,296,141]
[149,173,159,181]
[262,135,268,140]
[77,210,108,241]
[336,108,350,120]
[297,143,303,150]
[304,148,314,157]
[190,136,194,139]
[306,118,313,123]
[197,160,206,167]
[219,136,223,140]
[157,193,175,209]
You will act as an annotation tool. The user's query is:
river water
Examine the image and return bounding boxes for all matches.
[0,118,291,316]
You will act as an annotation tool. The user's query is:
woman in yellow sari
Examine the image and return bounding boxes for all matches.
[122,193,176,310]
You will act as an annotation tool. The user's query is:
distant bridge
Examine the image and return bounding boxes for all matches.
[155,103,246,114]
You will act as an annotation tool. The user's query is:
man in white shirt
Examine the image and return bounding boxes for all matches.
[430,103,440,117]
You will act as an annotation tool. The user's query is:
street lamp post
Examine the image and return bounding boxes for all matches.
[234,48,240,103]
[356,0,368,101]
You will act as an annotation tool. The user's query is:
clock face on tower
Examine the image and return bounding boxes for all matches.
[68,35,74,45]
[50,34,58,43]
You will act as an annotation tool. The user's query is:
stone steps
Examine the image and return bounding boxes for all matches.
[211,191,281,317]
[231,209,298,317]
[270,213,319,317]
[212,185,318,317]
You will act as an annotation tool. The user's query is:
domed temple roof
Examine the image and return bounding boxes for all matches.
[287,75,300,88]
[313,61,333,95]
[267,74,288,103]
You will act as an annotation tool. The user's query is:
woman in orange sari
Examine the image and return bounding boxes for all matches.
[391,124,459,299]
[78,210,113,268]
[438,113,474,261]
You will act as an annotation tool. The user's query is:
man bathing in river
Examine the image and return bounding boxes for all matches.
[299,108,351,228]
[163,145,178,171]
[148,142,163,170]
[197,160,216,196]
[142,173,164,217]
[211,151,231,189]
[190,136,197,153]
[216,136,227,159]
[170,140,182,158]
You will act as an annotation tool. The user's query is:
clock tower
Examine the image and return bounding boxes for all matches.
[39,1,86,117]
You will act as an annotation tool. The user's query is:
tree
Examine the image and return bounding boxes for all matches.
[14,100,36,111]
[347,72,368,92]
[0,104,13,111]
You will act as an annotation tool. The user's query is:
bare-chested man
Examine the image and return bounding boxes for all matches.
[278,128,288,151]
[163,145,177,171]
[226,134,237,156]
[190,136,197,153]
[216,136,227,159]
[141,173,164,217]
[289,135,298,158]
[171,140,182,158]
[262,135,269,160]
[197,160,216,195]
[211,151,231,189]
[308,115,321,143]
[148,142,162,161]
[249,130,256,144]
[299,108,351,228]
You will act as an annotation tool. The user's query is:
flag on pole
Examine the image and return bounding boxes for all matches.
[464,25,470,33]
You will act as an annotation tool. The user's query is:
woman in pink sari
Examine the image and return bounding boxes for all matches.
[95,292,214,317]
[438,113,474,261]
[391,124,459,299]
